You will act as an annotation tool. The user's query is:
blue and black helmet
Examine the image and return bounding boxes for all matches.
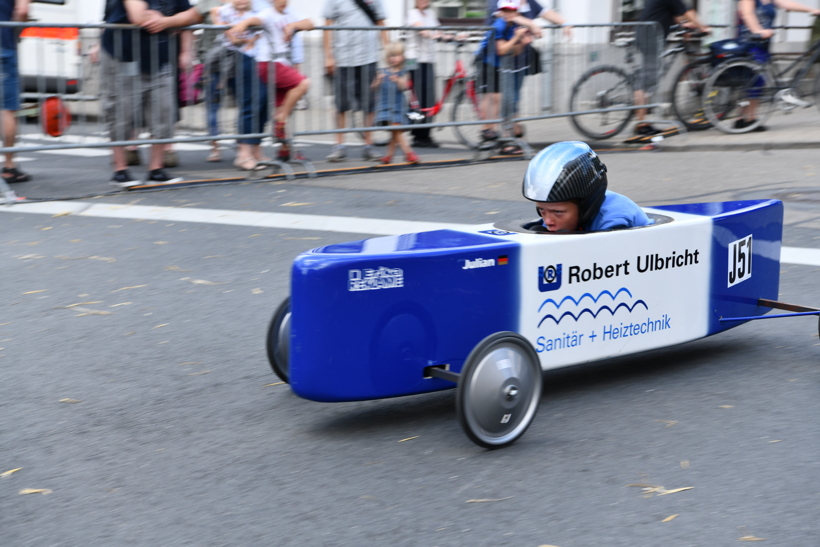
[523,141,608,229]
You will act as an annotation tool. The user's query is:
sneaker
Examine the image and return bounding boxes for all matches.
[125,148,141,166]
[146,168,183,185]
[633,123,661,136]
[295,97,309,110]
[361,145,380,161]
[733,118,767,131]
[110,169,141,188]
[326,145,346,162]
[163,150,178,168]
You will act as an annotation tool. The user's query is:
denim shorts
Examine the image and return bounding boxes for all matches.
[0,49,21,111]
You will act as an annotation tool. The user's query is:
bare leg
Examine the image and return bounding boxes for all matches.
[148,143,164,171]
[112,146,127,172]
[396,129,413,156]
[274,79,310,124]
[3,110,16,169]
[385,130,396,159]
[633,89,647,122]
[335,112,346,146]
[363,112,374,146]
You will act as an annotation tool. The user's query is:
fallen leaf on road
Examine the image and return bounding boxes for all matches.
[17,254,45,259]
[768,440,782,443]
[398,436,419,442]
[680,460,690,468]
[165,265,190,272]
[465,497,513,503]
[112,285,146,292]
[152,324,168,329]
[39,227,52,231]
[59,398,82,404]
[265,382,285,386]
[281,202,312,206]
[154,241,169,245]
[19,488,52,495]
[57,255,116,263]
[52,211,72,217]
[662,514,678,522]
[57,301,103,308]
[22,290,46,294]
[252,288,263,294]
[189,370,210,376]
[73,307,112,316]
[1,468,22,478]
[125,331,136,336]
[177,362,202,366]
[657,487,694,496]
[655,420,678,427]
[719,405,734,409]
[179,277,225,286]
[110,302,132,307]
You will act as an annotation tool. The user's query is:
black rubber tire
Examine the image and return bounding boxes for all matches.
[671,58,713,131]
[265,297,291,383]
[451,85,482,150]
[702,59,775,134]
[456,332,542,449]
[568,65,634,140]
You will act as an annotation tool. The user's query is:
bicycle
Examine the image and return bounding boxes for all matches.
[569,25,709,140]
[701,33,820,134]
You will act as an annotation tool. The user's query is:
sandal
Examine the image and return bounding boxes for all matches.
[499,145,522,156]
[233,157,258,171]
[405,152,419,164]
[480,129,499,141]
[207,149,222,162]
[2,167,30,183]
[381,155,392,165]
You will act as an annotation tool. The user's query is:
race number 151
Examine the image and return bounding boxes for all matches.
[728,235,753,287]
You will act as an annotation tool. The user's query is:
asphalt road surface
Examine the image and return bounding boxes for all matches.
[2,148,819,546]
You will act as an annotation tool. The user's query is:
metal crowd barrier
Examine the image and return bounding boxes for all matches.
[0,20,678,161]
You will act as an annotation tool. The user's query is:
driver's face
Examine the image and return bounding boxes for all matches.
[536,201,580,232]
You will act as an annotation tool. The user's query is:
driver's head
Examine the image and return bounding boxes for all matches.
[523,141,608,232]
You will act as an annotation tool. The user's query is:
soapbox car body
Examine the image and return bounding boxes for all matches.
[266,199,818,448]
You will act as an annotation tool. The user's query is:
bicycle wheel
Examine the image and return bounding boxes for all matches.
[702,59,776,134]
[568,65,634,140]
[671,57,713,131]
[451,84,483,150]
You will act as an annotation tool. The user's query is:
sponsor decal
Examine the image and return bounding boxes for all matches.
[534,287,672,353]
[538,264,562,292]
[546,249,702,288]
[463,257,496,270]
[727,235,752,287]
[348,267,404,291]
[479,229,517,236]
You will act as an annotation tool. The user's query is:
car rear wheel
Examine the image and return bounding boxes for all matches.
[457,332,542,449]
[266,297,291,383]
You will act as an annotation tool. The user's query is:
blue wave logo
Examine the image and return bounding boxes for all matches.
[538,288,648,326]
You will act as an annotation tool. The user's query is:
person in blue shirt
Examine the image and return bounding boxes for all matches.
[735,0,820,130]
[523,141,652,233]
[476,0,531,145]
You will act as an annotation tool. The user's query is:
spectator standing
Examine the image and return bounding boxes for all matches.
[373,42,418,164]
[406,0,439,148]
[736,0,820,130]
[0,0,29,184]
[322,0,388,162]
[228,0,312,162]
[629,0,709,140]
[475,0,531,148]
[102,0,192,187]
[212,0,268,169]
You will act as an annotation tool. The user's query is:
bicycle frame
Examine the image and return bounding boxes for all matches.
[419,59,476,118]
[767,38,820,90]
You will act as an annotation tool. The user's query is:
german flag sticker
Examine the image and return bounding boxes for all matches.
[497,255,509,265]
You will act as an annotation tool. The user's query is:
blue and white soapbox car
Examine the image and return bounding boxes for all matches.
[267,199,819,448]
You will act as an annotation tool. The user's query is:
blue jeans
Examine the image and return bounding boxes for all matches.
[207,52,267,145]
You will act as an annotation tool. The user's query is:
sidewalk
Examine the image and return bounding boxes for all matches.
[8,104,820,202]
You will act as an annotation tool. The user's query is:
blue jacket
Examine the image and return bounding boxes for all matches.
[588,191,652,231]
